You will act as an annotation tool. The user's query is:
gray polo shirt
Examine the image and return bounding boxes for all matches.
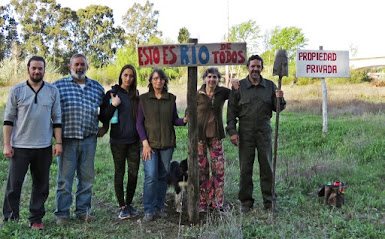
[3,81,62,148]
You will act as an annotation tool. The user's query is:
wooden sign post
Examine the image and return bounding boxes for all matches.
[138,40,247,223]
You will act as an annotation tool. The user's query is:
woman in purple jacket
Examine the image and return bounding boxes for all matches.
[136,68,187,222]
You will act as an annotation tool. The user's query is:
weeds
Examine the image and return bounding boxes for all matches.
[0,83,384,238]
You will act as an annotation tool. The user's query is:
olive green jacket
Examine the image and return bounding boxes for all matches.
[226,76,286,136]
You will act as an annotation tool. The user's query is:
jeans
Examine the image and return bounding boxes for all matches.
[3,147,52,223]
[55,136,97,218]
[142,147,174,214]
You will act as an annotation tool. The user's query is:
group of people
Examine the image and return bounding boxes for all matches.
[2,53,285,229]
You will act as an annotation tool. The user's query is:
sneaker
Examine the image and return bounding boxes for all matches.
[142,213,155,222]
[155,209,168,218]
[118,206,131,220]
[77,214,96,222]
[199,204,207,213]
[30,222,44,230]
[56,217,68,226]
[127,205,139,217]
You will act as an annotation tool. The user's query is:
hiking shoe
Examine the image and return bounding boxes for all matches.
[56,217,68,226]
[155,209,168,218]
[127,205,139,217]
[77,214,96,222]
[118,206,131,220]
[264,204,279,213]
[199,204,207,213]
[240,205,252,214]
[30,222,44,230]
[142,213,155,222]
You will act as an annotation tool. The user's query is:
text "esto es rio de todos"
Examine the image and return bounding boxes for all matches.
[138,43,246,67]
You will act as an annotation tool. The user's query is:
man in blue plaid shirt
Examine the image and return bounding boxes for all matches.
[53,53,108,226]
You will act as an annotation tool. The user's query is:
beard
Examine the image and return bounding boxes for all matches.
[30,77,43,83]
[70,68,87,80]
[29,72,44,83]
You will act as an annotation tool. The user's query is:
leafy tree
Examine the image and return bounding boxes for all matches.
[178,27,190,43]
[122,0,162,48]
[76,5,125,68]
[228,19,261,54]
[269,26,307,61]
[10,0,58,57]
[226,20,261,86]
[1,4,19,60]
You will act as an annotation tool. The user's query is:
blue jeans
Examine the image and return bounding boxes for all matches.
[142,147,174,214]
[54,136,97,218]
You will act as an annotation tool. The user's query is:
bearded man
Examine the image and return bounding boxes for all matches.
[3,56,62,229]
[53,53,107,225]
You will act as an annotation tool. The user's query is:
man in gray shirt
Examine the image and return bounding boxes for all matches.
[2,56,62,230]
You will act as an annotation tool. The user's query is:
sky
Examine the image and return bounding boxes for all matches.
[2,0,383,58]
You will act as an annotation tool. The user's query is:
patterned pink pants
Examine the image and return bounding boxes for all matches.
[198,138,225,208]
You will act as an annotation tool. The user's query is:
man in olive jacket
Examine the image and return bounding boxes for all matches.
[226,54,286,213]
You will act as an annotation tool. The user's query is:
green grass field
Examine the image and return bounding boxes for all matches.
[0,83,384,238]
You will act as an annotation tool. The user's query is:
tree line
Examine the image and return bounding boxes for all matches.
[1,0,307,85]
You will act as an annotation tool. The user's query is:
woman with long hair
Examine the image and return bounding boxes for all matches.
[99,65,140,220]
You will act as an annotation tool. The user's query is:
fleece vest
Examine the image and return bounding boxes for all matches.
[139,91,177,149]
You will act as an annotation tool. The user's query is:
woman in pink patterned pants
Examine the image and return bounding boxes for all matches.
[197,68,231,212]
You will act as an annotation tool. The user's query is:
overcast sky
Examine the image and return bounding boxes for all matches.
[2,0,383,58]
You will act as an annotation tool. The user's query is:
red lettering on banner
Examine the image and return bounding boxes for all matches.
[212,50,244,64]
[238,51,245,63]
[162,46,176,65]
[220,43,231,50]
[138,46,161,66]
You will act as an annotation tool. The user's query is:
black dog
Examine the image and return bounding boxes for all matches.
[167,159,188,212]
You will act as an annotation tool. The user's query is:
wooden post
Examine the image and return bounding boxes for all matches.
[187,38,199,223]
[320,46,328,136]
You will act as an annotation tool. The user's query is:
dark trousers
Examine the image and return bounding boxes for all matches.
[238,125,274,207]
[110,142,140,207]
[3,146,52,223]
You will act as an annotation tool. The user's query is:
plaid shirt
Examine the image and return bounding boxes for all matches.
[53,75,104,139]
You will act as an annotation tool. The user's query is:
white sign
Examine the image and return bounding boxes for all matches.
[296,50,350,78]
[138,43,247,67]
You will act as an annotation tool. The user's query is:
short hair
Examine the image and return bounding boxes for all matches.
[70,53,88,66]
[27,56,46,68]
[202,67,221,82]
[246,54,264,68]
[148,68,169,92]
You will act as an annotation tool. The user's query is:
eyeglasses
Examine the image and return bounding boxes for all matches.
[206,75,218,79]
[152,76,164,81]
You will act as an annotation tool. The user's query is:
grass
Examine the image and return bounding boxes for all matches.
[0,83,385,238]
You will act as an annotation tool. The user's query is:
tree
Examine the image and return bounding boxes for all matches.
[228,20,261,54]
[0,4,19,60]
[122,0,162,48]
[226,20,261,86]
[10,0,57,57]
[269,26,307,61]
[178,27,190,43]
[76,5,125,68]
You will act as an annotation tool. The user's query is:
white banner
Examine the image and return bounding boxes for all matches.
[138,43,247,67]
[296,50,350,78]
